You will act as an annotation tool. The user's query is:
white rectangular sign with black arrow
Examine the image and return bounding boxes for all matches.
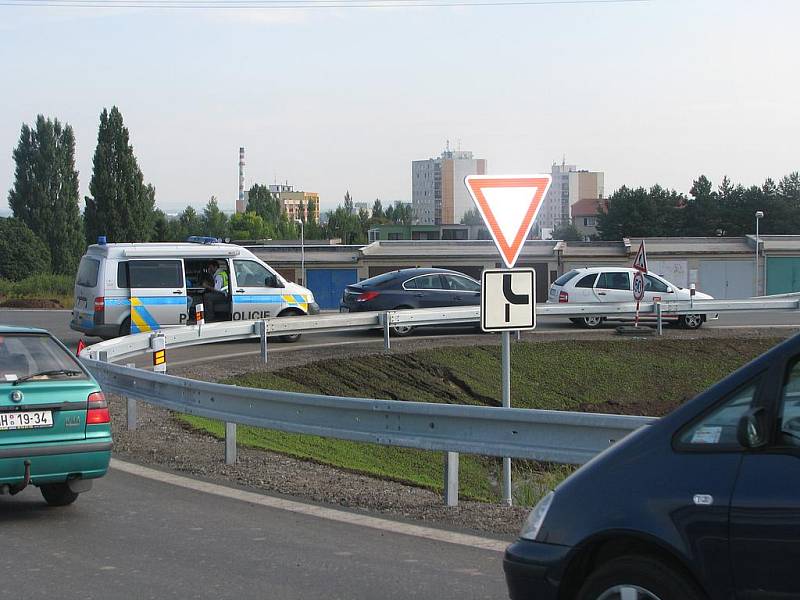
[481,268,536,332]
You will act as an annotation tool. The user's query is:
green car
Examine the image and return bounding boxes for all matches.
[0,326,112,506]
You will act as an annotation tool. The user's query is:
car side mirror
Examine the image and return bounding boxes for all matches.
[737,407,768,449]
[666,286,674,293]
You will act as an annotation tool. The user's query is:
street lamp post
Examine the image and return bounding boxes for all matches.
[294,218,305,285]
[755,210,764,296]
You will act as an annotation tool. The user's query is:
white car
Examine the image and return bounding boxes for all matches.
[547,267,715,329]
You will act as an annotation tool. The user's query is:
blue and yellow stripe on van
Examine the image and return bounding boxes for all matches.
[105,296,187,333]
[232,294,309,312]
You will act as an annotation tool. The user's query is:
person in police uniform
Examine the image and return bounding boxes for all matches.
[202,260,230,321]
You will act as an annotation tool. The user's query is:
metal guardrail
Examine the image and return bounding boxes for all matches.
[80,296,798,505]
[83,358,653,464]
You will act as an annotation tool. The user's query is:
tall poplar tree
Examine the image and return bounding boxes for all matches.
[8,115,84,274]
[84,107,156,243]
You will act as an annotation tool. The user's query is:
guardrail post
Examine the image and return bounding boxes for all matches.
[225,422,237,465]
[125,363,137,431]
[259,319,268,363]
[444,451,459,507]
[656,301,663,336]
[383,312,391,352]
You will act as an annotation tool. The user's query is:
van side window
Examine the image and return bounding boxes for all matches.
[678,378,762,448]
[128,260,182,288]
[117,262,129,288]
[779,360,800,448]
[234,260,276,288]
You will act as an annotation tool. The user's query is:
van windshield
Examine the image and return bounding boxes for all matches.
[0,334,88,384]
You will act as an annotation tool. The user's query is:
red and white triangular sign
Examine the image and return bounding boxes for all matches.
[632,240,648,272]
[464,174,552,268]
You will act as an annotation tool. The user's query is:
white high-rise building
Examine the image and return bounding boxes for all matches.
[412,147,487,225]
[537,161,604,232]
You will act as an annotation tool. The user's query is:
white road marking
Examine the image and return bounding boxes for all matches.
[111,458,509,553]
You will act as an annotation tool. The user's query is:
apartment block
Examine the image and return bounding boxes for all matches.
[412,148,487,225]
[268,184,321,224]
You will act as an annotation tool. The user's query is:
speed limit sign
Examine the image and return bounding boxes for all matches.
[633,271,645,301]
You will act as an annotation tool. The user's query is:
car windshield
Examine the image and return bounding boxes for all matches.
[0,334,87,384]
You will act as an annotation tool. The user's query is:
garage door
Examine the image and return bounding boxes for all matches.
[698,260,754,299]
[766,257,800,295]
[697,260,755,300]
[306,269,359,310]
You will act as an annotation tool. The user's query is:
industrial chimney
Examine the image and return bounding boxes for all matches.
[236,147,246,213]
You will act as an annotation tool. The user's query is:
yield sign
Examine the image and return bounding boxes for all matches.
[632,240,648,272]
[464,174,552,268]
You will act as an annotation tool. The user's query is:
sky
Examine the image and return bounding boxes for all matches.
[1,0,799,216]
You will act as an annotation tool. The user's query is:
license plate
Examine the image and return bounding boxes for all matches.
[339,306,349,313]
[0,411,53,431]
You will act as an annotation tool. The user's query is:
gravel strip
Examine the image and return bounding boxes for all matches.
[108,325,798,538]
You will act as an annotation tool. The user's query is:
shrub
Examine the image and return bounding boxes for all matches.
[0,218,51,281]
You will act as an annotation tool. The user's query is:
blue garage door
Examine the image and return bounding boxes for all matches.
[306,269,359,310]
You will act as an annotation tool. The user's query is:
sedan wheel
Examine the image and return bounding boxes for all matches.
[391,324,413,337]
[680,314,704,330]
[582,316,604,329]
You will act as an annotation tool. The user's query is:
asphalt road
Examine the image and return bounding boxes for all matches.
[1,466,506,600]
[1,308,798,368]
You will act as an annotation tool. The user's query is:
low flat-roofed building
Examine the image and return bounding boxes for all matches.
[243,235,800,310]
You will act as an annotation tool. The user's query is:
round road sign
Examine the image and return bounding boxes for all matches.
[633,271,645,301]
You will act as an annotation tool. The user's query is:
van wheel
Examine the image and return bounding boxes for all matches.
[119,317,131,337]
[277,309,302,343]
[40,483,79,506]
[576,555,705,600]
[679,314,704,330]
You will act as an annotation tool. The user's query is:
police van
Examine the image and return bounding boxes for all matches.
[69,238,320,340]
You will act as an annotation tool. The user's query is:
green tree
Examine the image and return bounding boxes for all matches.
[152,209,170,242]
[246,184,282,224]
[460,208,483,226]
[8,115,84,274]
[229,212,268,241]
[0,218,52,281]
[597,185,685,240]
[551,222,584,241]
[202,197,229,238]
[343,191,355,215]
[371,199,385,223]
[179,206,201,238]
[84,107,156,244]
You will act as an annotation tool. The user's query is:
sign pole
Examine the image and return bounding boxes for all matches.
[501,330,512,506]
[465,174,552,510]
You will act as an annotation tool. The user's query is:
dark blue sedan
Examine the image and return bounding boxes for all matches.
[339,268,481,335]
[504,332,800,600]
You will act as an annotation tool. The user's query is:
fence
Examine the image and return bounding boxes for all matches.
[80,296,799,505]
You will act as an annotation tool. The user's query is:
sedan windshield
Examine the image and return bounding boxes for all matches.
[0,334,88,384]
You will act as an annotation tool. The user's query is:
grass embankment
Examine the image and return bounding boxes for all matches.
[0,274,74,309]
[180,337,783,505]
